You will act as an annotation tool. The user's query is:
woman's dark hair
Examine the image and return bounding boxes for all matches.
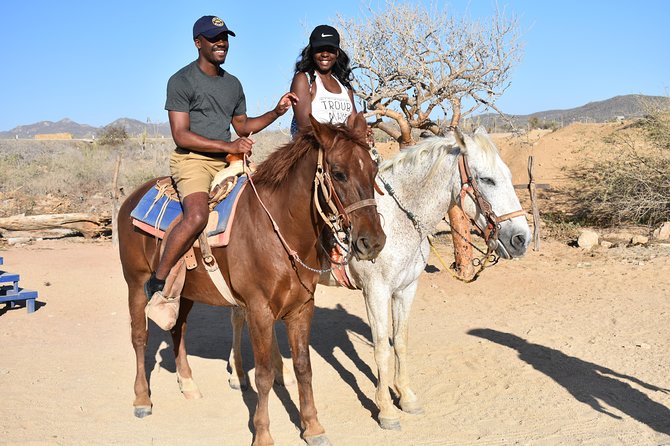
[294,45,353,90]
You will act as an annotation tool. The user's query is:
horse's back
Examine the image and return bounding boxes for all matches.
[118,178,167,285]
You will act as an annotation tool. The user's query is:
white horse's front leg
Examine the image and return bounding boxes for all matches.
[392,281,423,414]
[364,286,400,430]
[228,307,248,390]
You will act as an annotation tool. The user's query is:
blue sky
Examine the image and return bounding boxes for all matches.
[0,0,668,131]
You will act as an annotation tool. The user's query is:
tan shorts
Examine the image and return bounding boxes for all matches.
[169,149,228,198]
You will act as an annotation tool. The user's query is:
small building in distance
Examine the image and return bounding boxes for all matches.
[34,133,73,140]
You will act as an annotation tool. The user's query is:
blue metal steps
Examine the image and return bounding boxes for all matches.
[0,256,38,313]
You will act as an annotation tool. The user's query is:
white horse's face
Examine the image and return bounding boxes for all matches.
[459,127,531,259]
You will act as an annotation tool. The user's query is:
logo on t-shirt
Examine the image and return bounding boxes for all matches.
[318,98,352,124]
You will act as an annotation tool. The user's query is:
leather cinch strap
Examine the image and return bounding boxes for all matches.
[197,231,239,306]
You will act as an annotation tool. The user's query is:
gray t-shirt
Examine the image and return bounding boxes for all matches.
[165,61,247,144]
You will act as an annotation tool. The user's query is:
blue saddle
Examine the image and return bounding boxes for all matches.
[130,176,248,237]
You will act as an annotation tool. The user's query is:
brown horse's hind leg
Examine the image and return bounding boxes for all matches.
[228,306,249,390]
[285,303,330,446]
[171,297,202,400]
[129,282,153,418]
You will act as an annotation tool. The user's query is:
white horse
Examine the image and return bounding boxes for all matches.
[228,127,531,430]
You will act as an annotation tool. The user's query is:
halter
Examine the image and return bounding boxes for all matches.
[457,152,526,258]
[374,142,526,281]
[312,146,377,241]
[245,146,377,273]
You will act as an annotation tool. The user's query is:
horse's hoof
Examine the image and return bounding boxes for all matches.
[400,400,424,415]
[378,417,401,430]
[304,434,332,446]
[134,405,152,418]
[177,374,203,399]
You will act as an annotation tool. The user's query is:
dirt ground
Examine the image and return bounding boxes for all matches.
[2,123,670,445]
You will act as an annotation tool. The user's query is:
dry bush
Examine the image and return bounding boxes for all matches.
[567,110,670,227]
[97,125,129,146]
[0,130,290,217]
[0,139,172,216]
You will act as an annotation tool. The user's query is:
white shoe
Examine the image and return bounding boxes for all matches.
[145,291,180,331]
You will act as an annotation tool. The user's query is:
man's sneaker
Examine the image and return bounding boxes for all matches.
[144,273,165,301]
[145,291,180,331]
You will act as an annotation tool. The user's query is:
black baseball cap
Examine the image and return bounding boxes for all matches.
[309,25,340,50]
[193,16,236,40]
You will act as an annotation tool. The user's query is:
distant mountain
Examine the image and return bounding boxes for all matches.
[0,117,171,139]
[0,118,100,139]
[473,94,670,130]
[2,94,668,139]
[106,118,171,138]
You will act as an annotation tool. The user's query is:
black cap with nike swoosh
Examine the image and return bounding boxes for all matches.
[309,25,340,50]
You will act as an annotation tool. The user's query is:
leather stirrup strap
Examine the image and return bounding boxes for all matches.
[197,231,239,306]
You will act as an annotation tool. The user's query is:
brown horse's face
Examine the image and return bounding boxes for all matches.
[311,114,386,261]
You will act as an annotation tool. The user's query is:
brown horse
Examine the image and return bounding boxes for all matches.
[118,114,386,446]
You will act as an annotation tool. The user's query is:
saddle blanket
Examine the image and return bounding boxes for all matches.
[130,176,247,247]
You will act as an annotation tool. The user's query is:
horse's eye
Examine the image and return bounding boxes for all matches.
[479,177,496,186]
[332,171,347,182]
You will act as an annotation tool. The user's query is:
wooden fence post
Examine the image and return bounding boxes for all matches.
[111,153,122,247]
[528,156,541,251]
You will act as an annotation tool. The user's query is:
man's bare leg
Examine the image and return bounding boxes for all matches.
[144,192,210,330]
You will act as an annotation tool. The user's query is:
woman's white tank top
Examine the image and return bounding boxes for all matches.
[311,74,353,125]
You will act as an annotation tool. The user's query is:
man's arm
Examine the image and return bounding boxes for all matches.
[231,92,298,136]
[168,110,253,155]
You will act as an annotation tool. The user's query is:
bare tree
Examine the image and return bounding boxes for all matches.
[336,1,522,145]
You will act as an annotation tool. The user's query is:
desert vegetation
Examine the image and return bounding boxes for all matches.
[567,109,670,227]
[0,131,290,218]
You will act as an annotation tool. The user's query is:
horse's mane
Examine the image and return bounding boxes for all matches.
[468,129,500,168]
[252,124,366,189]
[378,128,500,183]
[378,136,457,182]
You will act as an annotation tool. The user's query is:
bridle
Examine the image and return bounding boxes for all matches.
[245,145,377,273]
[312,146,377,244]
[456,152,526,258]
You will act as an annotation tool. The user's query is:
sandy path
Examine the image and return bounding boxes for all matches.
[1,238,670,445]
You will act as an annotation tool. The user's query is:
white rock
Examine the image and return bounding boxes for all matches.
[631,235,648,245]
[577,229,599,249]
[653,222,670,240]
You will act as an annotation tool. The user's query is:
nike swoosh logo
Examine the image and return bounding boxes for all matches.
[321,33,333,37]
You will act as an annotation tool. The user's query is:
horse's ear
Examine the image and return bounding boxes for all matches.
[450,127,468,154]
[351,113,368,140]
[309,114,336,148]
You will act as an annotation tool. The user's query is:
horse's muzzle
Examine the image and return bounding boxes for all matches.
[352,232,386,261]
[497,228,530,259]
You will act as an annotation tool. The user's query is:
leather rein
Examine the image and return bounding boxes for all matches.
[245,147,376,273]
